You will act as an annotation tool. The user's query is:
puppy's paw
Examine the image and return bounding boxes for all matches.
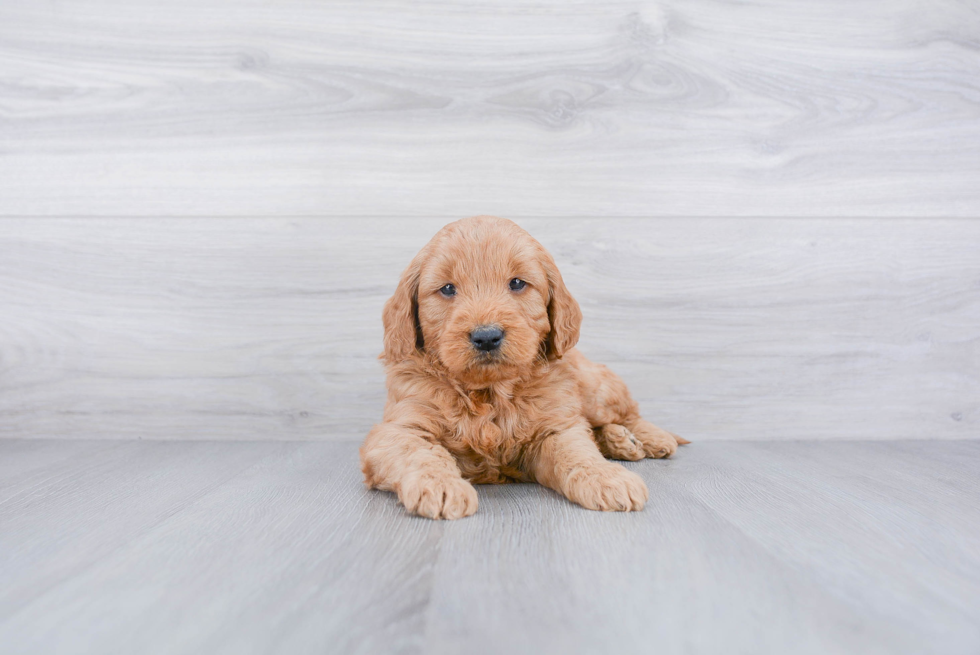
[565,464,648,512]
[631,419,679,459]
[398,472,478,520]
[594,424,645,461]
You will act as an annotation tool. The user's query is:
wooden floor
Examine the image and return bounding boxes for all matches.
[2,438,978,654]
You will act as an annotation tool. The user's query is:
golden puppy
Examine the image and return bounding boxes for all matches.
[360,216,686,519]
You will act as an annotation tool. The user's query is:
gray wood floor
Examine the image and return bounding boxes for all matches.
[1,438,978,655]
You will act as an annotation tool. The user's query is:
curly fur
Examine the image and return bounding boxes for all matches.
[360,216,687,519]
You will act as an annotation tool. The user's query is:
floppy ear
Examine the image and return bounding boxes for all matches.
[542,252,582,360]
[382,251,425,363]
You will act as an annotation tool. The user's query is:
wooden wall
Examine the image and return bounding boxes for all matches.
[1,0,978,441]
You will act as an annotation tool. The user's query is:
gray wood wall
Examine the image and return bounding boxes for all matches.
[1,0,978,442]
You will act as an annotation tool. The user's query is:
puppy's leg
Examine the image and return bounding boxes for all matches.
[627,418,689,459]
[570,351,688,460]
[529,422,648,512]
[360,423,478,520]
[592,424,645,461]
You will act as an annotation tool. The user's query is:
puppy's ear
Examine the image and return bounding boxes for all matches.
[382,251,425,362]
[543,251,582,360]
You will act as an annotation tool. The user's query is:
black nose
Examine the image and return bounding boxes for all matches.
[470,325,504,352]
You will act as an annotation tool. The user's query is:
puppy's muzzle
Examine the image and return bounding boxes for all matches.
[470,325,504,353]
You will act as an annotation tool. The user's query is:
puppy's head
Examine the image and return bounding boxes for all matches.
[382,216,581,384]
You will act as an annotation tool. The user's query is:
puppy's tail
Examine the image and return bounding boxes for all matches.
[671,432,691,445]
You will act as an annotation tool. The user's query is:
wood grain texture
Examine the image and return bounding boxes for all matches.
[0,439,978,654]
[0,440,282,617]
[1,0,979,217]
[2,217,978,442]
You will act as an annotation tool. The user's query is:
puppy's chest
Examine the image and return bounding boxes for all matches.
[455,396,533,446]
[443,394,539,481]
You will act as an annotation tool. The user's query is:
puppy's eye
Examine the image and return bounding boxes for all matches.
[509,278,526,291]
[439,283,457,297]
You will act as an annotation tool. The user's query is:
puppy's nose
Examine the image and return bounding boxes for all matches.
[470,325,504,352]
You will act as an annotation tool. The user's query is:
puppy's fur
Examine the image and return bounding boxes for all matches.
[360,216,686,519]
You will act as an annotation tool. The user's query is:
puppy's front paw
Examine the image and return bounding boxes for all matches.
[398,472,478,520]
[564,464,648,512]
[594,424,645,461]
[631,419,679,459]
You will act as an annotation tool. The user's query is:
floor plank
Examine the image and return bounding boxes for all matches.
[0,440,282,617]
[0,439,123,504]
[1,439,977,654]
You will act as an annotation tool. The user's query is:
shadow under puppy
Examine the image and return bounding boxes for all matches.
[360,216,687,519]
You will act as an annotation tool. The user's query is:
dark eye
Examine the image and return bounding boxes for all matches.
[509,278,526,291]
[439,283,456,297]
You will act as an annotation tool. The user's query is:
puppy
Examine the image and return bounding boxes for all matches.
[360,216,686,519]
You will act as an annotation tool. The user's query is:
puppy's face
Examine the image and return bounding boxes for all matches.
[417,224,549,382]
[382,217,582,385]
